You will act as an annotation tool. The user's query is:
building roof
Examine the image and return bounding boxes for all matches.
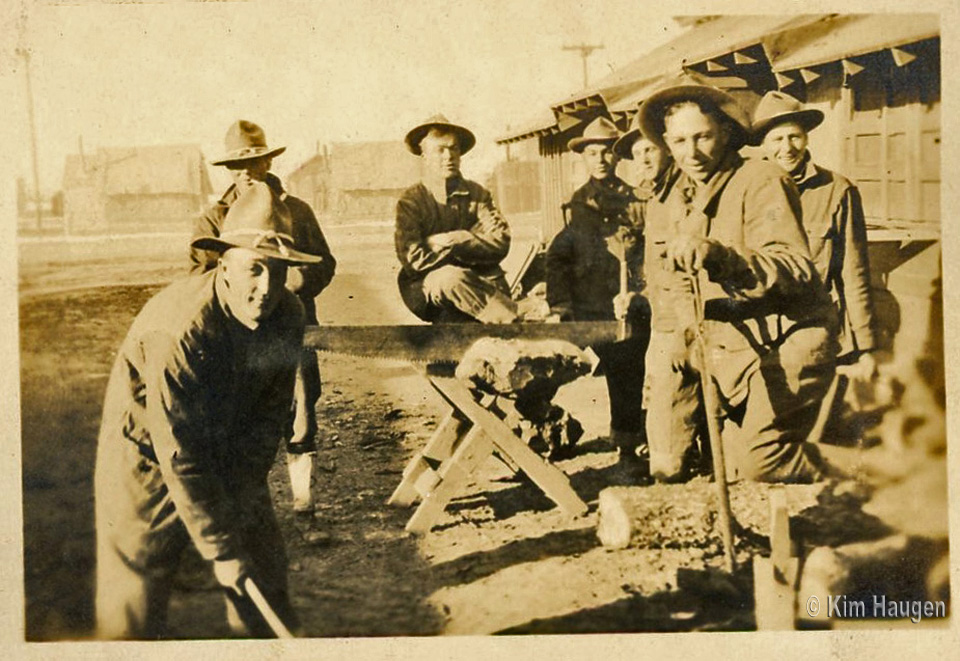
[499,15,823,143]
[63,144,213,197]
[286,153,329,181]
[765,13,940,71]
[497,13,940,144]
[570,14,822,108]
[328,141,420,191]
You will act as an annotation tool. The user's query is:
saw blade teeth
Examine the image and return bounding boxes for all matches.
[315,350,459,366]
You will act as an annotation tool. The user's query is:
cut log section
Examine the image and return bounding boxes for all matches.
[597,486,717,550]
[596,483,826,550]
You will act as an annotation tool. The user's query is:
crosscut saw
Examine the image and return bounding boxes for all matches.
[302,321,623,364]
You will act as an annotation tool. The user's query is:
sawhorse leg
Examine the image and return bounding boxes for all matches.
[405,427,494,534]
[393,376,588,533]
[430,376,587,518]
[388,410,469,506]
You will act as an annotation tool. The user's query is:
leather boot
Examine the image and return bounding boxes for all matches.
[476,291,520,324]
[610,429,650,484]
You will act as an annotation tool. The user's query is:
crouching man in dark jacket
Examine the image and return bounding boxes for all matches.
[95,182,321,638]
[395,114,518,323]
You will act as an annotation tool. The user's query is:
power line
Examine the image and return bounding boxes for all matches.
[17,47,43,232]
[562,43,605,89]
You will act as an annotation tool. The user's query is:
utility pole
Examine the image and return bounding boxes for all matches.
[563,43,604,89]
[17,46,43,232]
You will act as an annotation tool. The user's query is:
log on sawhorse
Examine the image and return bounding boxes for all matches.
[387,374,588,533]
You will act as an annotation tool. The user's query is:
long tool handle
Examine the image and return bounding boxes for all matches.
[244,577,295,639]
[806,371,845,445]
[617,253,630,342]
[691,276,736,572]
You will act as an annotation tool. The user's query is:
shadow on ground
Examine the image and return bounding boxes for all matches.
[500,564,757,634]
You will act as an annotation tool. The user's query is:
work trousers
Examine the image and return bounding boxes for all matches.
[718,348,833,483]
[399,265,517,323]
[288,353,321,454]
[95,484,296,639]
[644,329,705,481]
[593,334,648,448]
[644,331,833,483]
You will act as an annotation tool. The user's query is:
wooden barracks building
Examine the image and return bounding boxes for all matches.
[497,13,942,372]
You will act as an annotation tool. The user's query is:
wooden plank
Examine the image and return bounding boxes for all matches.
[769,488,791,578]
[412,467,442,499]
[756,488,798,630]
[429,376,588,517]
[388,411,469,506]
[493,450,521,476]
[405,428,494,534]
[754,556,799,630]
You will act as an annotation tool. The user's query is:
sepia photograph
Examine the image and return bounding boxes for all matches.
[7,0,957,656]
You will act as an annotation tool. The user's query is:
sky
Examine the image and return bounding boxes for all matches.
[11,0,685,194]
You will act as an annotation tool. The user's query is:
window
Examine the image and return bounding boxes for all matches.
[841,39,940,235]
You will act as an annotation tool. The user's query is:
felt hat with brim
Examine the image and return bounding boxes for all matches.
[405,114,476,155]
[211,120,287,166]
[612,110,659,160]
[750,91,824,145]
[639,72,751,151]
[191,181,322,264]
[568,116,621,153]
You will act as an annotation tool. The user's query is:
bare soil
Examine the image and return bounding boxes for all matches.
[18,221,898,639]
[19,280,777,640]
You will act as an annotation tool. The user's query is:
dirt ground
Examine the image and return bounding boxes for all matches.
[19,221,940,640]
[18,278,769,639]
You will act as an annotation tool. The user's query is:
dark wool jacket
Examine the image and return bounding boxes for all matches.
[95,271,305,567]
[546,175,645,321]
[189,173,336,322]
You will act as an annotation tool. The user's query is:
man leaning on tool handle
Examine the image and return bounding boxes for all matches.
[639,72,867,483]
[545,116,651,480]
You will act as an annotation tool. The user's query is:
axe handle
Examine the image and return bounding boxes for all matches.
[617,257,630,341]
[244,578,295,639]
[807,372,846,444]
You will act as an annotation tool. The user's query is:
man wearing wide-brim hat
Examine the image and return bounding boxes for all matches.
[612,109,675,203]
[395,114,518,323]
[191,120,336,516]
[96,182,317,638]
[638,72,841,484]
[545,115,649,480]
[752,90,878,384]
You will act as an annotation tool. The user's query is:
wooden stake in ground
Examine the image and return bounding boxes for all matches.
[691,276,736,572]
[753,488,799,629]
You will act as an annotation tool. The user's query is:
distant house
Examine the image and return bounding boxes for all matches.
[62,144,213,234]
[286,141,420,221]
[285,151,330,218]
[496,13,942,371]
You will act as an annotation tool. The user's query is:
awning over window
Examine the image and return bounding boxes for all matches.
[765,13,940,71]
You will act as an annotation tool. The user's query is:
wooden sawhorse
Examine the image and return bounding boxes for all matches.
[387,373,588,533]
